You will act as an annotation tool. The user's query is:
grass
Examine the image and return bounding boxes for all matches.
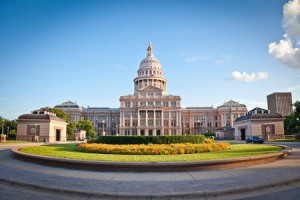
[0,140,32,144]
[19,143,283,162]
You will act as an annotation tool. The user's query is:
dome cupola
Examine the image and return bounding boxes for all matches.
[133,42,167,94]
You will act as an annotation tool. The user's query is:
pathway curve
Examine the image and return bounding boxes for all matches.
[0,142,299,199]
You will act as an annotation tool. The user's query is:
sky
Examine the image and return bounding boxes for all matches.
[0,0,300,120]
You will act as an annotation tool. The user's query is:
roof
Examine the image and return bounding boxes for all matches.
[218,100,246,108]
[235,113,283,122]
[84,107,120,111]
[185,107,215,110]
[55,101,82,109]
[18,114,66,122]
[216,126,235,131]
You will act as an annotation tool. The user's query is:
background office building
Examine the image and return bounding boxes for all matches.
[55,43,247,136]
[267,92,293,117]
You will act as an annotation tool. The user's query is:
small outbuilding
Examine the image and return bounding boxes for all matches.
[215,126,235,140]
[17,108,67,142]
[234,107,284,141]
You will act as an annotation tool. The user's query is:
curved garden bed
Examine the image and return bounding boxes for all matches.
[11,143,291,172]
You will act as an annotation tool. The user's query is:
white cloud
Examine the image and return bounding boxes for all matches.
[288,84,300,91]
[268,0,300,70]
[283,0,300,39]
[231,71,268,82]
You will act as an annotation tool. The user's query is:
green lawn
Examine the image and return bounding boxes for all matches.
[0,140,32,144]
[19,144,283,162]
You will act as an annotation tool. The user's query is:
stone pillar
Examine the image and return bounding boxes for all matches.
[137,110,140,127]
[154,110,156,127]
[146,110,148,127]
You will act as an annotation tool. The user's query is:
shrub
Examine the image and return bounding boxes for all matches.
[203,132,216,137]
[92,135,206,145]
[77,142,230,155]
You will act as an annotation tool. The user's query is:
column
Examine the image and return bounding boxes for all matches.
[161,111,164,136]
[154,110,156,127]
[137,110,140,127]
[146,110,148,126]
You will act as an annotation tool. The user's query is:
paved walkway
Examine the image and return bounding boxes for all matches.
[0,142,300,199]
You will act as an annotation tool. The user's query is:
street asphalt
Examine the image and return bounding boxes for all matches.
[0,141,299,199]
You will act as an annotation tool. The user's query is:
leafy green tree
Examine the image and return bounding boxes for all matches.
[284,101,300,134]
[67,122,77,137]
[0,117,17,135]
[76,118,96,138]
[44,107,75,136]
[44,107,71,123]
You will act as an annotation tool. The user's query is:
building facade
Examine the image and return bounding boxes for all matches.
[16,108,67,142]
[55,43,248,136]
[234,107,284,141]
[267,92,293,117]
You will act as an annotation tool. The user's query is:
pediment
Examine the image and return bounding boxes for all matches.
[139,86,163,92]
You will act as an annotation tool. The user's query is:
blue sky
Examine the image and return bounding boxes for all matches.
[1,0,299,120]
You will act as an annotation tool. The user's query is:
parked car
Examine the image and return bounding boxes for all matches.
[246,136,264,144]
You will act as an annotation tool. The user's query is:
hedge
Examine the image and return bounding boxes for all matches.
[77,142,230,155]
[89,135,206,145]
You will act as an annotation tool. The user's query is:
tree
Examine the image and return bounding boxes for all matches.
[44,107,71,123]
[284,101,300,134]
[76,118,96,138]
[0,117,17,135]
[44,107,74,136]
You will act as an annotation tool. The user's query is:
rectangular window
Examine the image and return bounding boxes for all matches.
[171,101,176,107]
[125,102,131,108]
[163,101,169,107]
[156,120,161,126]
[140,120,146,126]
[148,111,154,118]
[164,112,169,118]
[171,119,176,127]
[125,120,130,127]
[148,120,153,126]
[132,120,138,127]
[164,119,169,126]
[155,111,161,118]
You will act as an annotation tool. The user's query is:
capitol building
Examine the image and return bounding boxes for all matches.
[55,43,247,137]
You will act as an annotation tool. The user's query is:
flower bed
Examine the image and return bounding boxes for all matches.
[77,142,230,155]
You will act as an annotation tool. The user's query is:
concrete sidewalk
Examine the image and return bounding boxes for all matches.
[0,143,300,199]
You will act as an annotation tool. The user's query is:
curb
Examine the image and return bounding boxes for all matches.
[1,175,300,199]
[11,144,292,172]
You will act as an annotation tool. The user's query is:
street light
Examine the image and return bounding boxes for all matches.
[297,118,299,133]
[197,120,200,135]
[7,126,9,138]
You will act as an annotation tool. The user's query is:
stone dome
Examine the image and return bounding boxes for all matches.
[133,42,167,94]
[139,42,161,70]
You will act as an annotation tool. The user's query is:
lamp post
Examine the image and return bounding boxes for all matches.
[116,125,119,136]
[297,118,299,133]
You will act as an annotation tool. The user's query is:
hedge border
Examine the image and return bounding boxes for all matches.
[90,135,206,145]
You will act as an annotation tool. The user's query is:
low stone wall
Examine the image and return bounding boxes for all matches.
[11,144,292,172]
[267,134,285,140]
